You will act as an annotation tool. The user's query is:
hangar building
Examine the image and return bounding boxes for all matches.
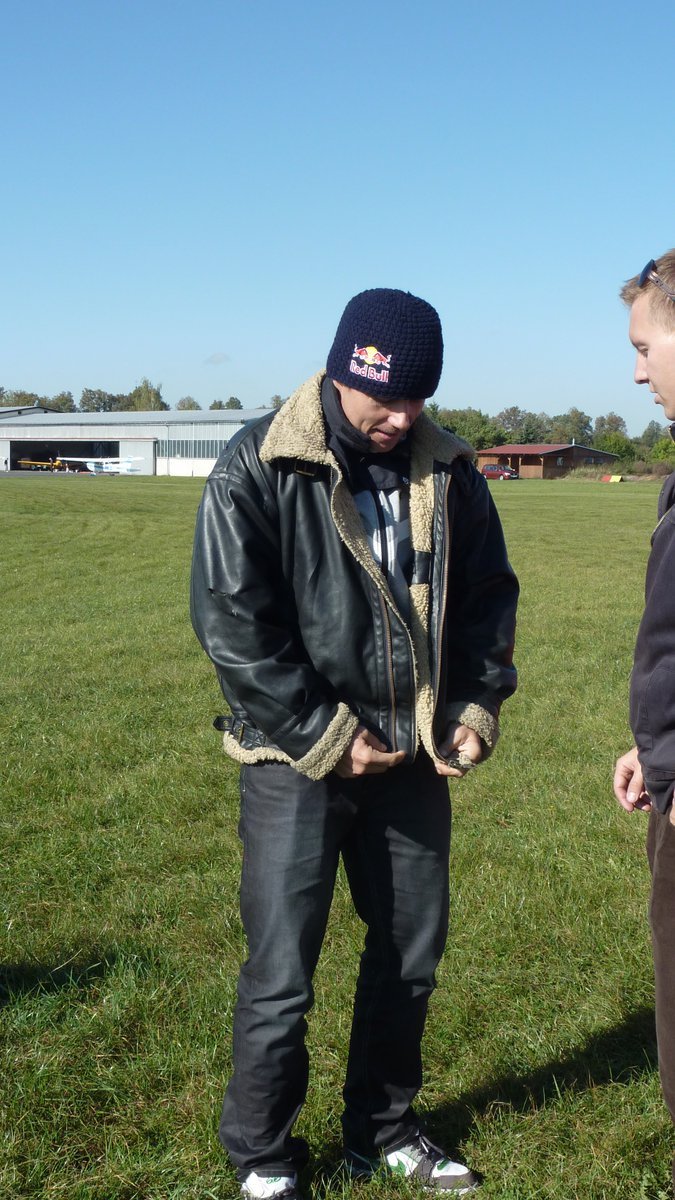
[0,405,270,476]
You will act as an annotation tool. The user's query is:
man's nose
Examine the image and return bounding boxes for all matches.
[634,352,649,384]
[389,404,414,430]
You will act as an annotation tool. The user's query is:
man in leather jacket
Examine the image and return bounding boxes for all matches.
[613,251,675,1196]
[191,288,519,1199]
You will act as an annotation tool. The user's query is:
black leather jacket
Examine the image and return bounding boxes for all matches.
[630,470,675,812]
[191,373,518,780]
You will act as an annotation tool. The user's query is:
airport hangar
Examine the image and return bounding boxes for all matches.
[0,404,271,476]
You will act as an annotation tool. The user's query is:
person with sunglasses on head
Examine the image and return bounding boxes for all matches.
[191,288,519,1199]
[613,251,675,1195]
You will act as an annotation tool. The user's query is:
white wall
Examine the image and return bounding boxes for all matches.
[156,457,216,478]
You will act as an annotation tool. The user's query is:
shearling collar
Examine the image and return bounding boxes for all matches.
[259,371,474,470]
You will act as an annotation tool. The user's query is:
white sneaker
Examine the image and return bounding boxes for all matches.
[240,1171,302,1199]
[345,1132,479,1193]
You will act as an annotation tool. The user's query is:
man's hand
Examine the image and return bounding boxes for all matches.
[434,723,483,778]
[334,726,406,778]
[613,745,651,813]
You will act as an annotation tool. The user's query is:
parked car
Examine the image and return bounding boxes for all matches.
[481,463,519,480]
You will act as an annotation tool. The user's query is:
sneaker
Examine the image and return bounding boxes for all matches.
[345,1132,479,1193]
[240,1170,303,1199]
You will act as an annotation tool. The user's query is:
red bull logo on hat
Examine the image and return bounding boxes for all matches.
[350,343,391,383]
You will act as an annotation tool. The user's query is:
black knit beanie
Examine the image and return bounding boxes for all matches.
[326,288,443,401]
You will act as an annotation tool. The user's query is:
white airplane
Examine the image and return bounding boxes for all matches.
[58,455,143,475]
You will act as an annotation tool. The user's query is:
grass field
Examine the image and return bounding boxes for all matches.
[1,473,672,1199]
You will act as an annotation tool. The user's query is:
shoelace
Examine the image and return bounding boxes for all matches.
[417,1133,448,1166]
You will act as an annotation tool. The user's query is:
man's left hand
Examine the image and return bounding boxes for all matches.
[434,723,483,778]
[613,745,652,813]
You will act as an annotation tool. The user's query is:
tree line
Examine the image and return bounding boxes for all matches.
[425,403,673,469]
[2,383,672,468]
[0,379,169,413]
[0,383,287,414]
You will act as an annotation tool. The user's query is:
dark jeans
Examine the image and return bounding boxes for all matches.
[219,754,451,1177]
[648,808,675,1195]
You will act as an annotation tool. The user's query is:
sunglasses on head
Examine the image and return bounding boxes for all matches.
[639,259,675,302]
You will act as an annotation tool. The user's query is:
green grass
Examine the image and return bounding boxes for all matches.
[0,474,671,1199]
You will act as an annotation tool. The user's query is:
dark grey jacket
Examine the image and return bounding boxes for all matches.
[191,372,518,779]
[630,471,675,812]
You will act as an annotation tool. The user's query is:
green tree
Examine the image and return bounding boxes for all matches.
[650,437,675,463]
[496,406,551,444]
[519,412,551,443]
[425,401,441,423]
[50,391,76,413]
[269,394,285,410]
[177,396,201,410]
[593,431,635,463]
[532,412,553,442]
[641,419,668,448]
[79,388,120,413]
[549,408,593,445]
[225,396,243,410]
[210,400,226,410]
[495,406,525,437]
[593,412,627,441]
[123,378,168,412]
[437,407,506,450]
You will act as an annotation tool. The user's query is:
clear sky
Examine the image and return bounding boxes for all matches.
[2,0,674,435]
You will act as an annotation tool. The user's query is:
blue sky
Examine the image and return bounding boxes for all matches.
[2,0,674,434]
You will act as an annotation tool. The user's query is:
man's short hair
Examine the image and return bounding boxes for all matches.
[621,250,675,327]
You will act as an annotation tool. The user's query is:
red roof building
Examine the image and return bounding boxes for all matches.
[475,443,619,479]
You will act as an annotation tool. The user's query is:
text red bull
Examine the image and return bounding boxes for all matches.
[350,343,392,383]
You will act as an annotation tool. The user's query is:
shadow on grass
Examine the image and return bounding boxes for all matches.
[0,952,118,1008]
[312,1006,659,1189]
[427,1004,659,1148]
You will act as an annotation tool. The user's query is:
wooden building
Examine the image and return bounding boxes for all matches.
[475,443,619,480]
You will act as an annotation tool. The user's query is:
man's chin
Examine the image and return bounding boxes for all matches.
[370,431,402,452]
[656,398,675,421]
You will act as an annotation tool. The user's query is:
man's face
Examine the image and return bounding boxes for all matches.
[629,293,675,421]
[333,382,425,452]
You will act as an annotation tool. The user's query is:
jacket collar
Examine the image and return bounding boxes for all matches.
[259,371,474,469]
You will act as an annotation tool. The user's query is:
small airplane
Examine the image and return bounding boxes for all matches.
[17,457,58,470]
[59,455,143,475]
[17,455,143,475]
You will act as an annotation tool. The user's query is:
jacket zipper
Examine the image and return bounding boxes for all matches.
[377,587,419,757]
[378,592,398,752]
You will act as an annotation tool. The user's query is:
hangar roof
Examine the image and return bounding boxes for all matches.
[0,406,269,427]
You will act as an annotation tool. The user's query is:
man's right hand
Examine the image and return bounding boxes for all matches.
[334,726,406,778]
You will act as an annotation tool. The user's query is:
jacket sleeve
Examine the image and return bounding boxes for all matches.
[630,498,675,814]
[442,463,519,748]
[190,457,358,778]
